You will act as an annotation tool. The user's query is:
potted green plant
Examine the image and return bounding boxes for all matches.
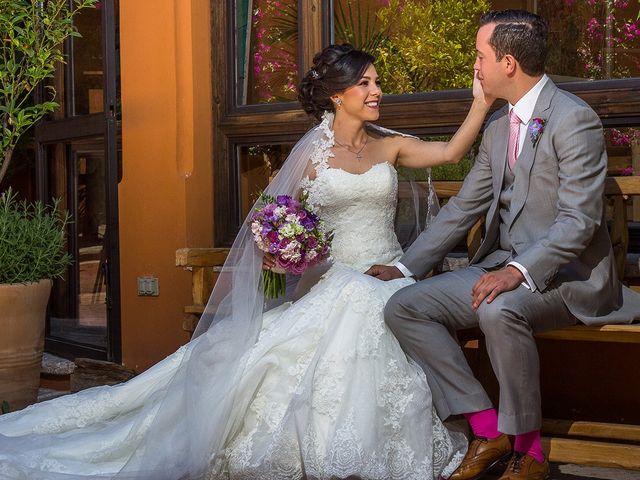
[0,189,71,411]
[0,0,95,412]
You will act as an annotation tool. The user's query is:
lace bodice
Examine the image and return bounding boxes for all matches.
[302,161,403,272]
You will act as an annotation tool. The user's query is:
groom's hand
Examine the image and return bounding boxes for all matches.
[365,265,404,281]
[471,265,524,309]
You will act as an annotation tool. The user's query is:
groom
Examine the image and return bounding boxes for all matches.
[367,9,640,480]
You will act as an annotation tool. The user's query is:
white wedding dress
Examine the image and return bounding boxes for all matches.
[0,157,466,480]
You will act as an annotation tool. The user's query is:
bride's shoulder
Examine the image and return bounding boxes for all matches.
[365,124,418,144]
[366,126,417,162]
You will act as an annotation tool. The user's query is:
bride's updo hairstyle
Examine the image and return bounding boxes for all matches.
[298,44,375,120]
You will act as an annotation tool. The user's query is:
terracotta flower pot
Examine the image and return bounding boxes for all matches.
[0,280,52,412]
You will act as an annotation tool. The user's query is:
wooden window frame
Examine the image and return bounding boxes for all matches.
[212,0,640,246]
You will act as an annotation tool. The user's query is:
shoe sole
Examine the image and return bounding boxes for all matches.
[460,452,514,480]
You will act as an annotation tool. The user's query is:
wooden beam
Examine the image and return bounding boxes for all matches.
[432,181,464,199]
[182,313,200,334]
[605,176,640,196]
[542,437,640,470]
[431,177,640,199]
[537,324,640,343]
[184,305,205,315]
[175,248,229,267]
[299,0,323,74]
[543,419,640,442]
[191,267,215,305]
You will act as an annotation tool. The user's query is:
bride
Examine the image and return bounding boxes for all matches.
[0,44,493,480]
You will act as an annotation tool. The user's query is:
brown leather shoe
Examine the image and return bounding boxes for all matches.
[498,453,550,480]
[450,434,512,480]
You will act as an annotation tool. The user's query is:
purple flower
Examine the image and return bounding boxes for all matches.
[306,236,318,249]
[278,238,291,249]
[302,217,316,230]
[276,256,293,270]
[276,194,292,205]
[251,190,332,286]
[263,204,275,215]
[528,118,546,146]
[621,166,634,176]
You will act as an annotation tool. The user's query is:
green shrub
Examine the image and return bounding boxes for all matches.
[375,0,490,93]
[0,188,71,284]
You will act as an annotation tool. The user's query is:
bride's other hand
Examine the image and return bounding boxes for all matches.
[473,69,495,107]
[262,252,276,271]
[365,265,404,281]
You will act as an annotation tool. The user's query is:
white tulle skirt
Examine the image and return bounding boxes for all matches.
[0,263,465,480]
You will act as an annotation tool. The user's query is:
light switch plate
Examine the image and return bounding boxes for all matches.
[137,276,159,296]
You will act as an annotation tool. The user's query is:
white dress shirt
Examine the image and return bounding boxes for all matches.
[396,75,549,291]
[505,74,549,291]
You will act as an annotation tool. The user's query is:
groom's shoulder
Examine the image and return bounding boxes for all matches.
[485,104,509,130]
[553,86,594,112]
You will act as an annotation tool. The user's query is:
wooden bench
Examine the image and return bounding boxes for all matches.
[432,177,640,471]
[176,175,640,470]
[175,248,229,333]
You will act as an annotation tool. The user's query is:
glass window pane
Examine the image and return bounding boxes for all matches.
[47,138,108,350]
[541,0,640,81]
[72,4,104,115]
[333,0,490,94]
[332,0,640,96]
[235,0,299,105]
[238,143,294,219]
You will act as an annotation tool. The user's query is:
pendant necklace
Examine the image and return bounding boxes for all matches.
[334,136,368,160]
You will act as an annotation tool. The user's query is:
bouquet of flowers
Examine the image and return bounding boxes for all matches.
[251,191,332,298]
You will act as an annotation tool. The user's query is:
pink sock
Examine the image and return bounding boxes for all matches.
[514,430,545,463]
[464,408,501,439]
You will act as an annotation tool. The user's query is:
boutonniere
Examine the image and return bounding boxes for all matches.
[528,118,546,146]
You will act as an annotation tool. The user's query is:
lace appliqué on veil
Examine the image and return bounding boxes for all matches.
[299,111,335,194]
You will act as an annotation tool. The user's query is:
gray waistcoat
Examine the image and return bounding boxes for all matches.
[499,165,515,251]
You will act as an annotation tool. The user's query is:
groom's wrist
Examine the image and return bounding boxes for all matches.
[506,261,537,292]
[394,261,413,278]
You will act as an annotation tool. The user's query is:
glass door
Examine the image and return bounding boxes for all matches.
[36,0,121,362]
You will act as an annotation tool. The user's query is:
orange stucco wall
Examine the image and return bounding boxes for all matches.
[119,0,213,371]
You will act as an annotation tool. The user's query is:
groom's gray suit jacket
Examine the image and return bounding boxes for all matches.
[400,80,640,325]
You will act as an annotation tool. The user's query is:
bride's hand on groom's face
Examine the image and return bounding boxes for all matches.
[365,265,405,281]
[472,70,495,108]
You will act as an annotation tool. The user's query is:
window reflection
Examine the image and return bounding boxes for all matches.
[541,0,640,81]
[47,138,108,349]
[238,144,293,218]
[235,0,299,104]
[73,4,104,114]
[331,0,640,95]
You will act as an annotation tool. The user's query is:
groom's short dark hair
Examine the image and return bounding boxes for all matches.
[479,10,548,76]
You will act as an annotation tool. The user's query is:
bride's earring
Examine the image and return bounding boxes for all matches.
[334,98,342,109]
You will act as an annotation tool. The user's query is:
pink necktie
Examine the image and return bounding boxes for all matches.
[508,109,521,170]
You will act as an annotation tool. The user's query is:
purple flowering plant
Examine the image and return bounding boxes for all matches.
[251,191,332,298]
[528,118,546,146]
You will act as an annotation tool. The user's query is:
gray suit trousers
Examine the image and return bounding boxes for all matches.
[384,266,576,435]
